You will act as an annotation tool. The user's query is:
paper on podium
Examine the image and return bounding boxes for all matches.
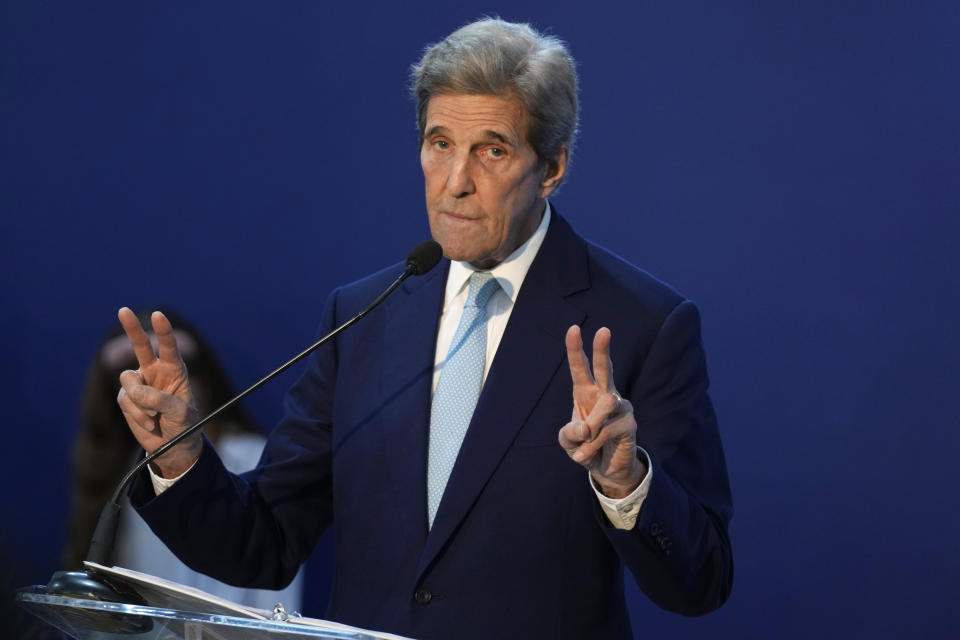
[83,562,414,640]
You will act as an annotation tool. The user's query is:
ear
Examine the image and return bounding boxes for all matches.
[538,146,569,198]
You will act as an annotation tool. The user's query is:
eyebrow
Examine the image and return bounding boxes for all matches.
[424,125,516,146]
[424,125,448,139]
[482,130,513,145]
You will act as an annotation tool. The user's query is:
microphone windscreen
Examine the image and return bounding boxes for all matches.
[406,240,443,275]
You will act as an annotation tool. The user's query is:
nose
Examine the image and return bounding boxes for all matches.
[446,152,475,198]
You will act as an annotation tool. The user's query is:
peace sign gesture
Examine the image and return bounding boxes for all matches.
[116,307,202,478]
[558,325,645,499]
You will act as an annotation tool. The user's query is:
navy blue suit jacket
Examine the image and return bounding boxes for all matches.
[133,213,733,640]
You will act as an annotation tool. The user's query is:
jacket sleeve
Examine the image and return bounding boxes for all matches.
[129,289,342,590]
[601,299,734,615]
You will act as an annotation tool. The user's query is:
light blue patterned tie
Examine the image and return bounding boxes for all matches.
[427,271,500,528]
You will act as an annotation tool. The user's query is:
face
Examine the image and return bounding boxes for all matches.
[420,93,566,269]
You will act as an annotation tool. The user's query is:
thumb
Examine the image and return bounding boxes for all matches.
[559,419,590,446]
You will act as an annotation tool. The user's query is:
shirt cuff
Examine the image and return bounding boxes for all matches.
[590,447,653,530]
[148,459,197,496]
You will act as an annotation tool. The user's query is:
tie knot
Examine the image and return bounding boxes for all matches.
[465,271,499,309]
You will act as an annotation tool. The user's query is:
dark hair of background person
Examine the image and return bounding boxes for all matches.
[60,309,263,571]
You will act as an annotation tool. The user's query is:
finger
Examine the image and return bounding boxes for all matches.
[611,395,632,422]
[592,327,613,391]
[558,420,604,466]
[150,311,183,365]
[118,307,157,369]
[565,325,595,388]
[118,368,153,412]
[570,408,635,465]
[570,435,607,465]
[561,401,638,468]
[118,369,185,418]
[118,370,158,417]
[580,391,621,442]
[118,387,161,434]
[560,423,609,465]
[558,419,589,451]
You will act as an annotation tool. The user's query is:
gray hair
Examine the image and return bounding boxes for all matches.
[411,18,579,176]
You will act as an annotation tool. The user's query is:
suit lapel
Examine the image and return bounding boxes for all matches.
[416,214,591,580]
[376,260,449,547]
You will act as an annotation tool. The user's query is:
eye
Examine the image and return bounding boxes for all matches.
[433,140,450,150]
[485,147,506,159]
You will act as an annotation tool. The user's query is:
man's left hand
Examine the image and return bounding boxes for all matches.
[559,325,646,499]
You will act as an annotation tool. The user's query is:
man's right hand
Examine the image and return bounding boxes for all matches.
[116,307,202,478]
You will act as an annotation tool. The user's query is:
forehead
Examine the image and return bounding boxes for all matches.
[424,93,528,143]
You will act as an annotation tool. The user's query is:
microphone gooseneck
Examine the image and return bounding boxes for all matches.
[58,241,444,601]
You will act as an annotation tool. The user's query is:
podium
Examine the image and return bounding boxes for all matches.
[16,591,412,640]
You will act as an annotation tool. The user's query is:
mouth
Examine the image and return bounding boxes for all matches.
[439,210,479,222]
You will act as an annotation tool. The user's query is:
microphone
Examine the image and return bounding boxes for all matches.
[406,239,443,275]
[43,240,443,602]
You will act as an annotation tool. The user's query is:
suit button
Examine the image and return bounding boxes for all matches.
[414,588,433,605]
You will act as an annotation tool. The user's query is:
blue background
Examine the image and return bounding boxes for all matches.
[2,1,958,638]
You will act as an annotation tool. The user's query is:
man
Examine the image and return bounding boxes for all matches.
[118,18,733,640]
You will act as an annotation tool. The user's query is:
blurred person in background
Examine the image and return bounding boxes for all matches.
[61,309,303,611]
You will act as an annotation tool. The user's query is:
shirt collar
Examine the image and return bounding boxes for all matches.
[443,201,552,312]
